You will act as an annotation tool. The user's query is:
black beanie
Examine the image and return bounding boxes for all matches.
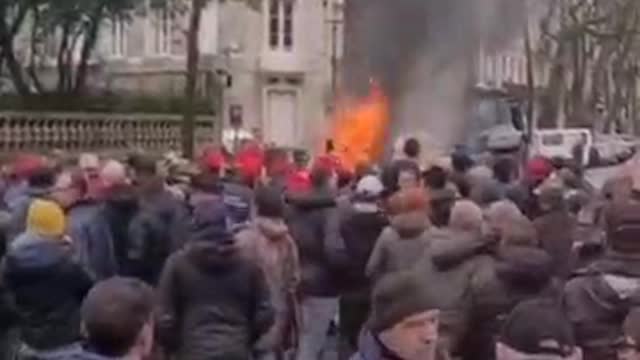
[369,271,439,333]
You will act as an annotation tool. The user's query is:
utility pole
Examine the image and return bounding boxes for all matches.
[524,8,536,160]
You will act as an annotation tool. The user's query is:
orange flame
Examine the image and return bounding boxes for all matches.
[330,82,390,171]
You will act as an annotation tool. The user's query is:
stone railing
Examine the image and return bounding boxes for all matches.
[0,112,217,153]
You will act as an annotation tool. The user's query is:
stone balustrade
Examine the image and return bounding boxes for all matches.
[0,112,217,153]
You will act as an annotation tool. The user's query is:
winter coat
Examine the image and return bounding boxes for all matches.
[235,217,300,351]
[465,245,556,360]
[126,189,190,284]
[100,188,139,278]
[350,329,446,360]
[366,211,431,283]
[65,200,116,280]
[534,210,577,280]
[223,182,254,229]
[286,189,347,297]
[340,204,389,298]
[157,240,275,360]
[563,253,640,360]
[2,234,93,350]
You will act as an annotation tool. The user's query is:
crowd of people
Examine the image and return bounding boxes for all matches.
[0,137,639,360]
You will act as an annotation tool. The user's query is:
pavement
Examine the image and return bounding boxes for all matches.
[585,165,623,190]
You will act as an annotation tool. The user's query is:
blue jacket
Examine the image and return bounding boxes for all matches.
[67,200,118,280]
[6,185,49,240]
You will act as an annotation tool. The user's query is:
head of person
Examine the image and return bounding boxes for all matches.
[387,188,430,237]
[501,215,539,248]
[129,155,160,189]
[82,277,154,359]
[450,200,483,236]
[403,138,421,160]
[79,153,100,181]
[51,169,88,209]
[26,199,66,240]
[423,166,448,190]
[604,201,640,254]
[537,183,566,213]
[497,298,581,360]
[451,147,474,173]
[255,186,285,219]
[293,149,310,170]
[12,153,48,182]
[484,200,524,243]
[618,308,640,360]
[370,271,440,360]
[525,157,553,187]
[353,175,385,212]
[493,157,515,184]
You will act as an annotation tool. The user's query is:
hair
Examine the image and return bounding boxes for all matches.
[493,157,515,184]
[502,216,538,247]
[387,188,430,215]
[82,277,154,357]
[403,138,421,159]
[450,200,483,233]
[28,166,56,189]
[255,186,285,218]
[423,166,448,190]
[130,155,157,176]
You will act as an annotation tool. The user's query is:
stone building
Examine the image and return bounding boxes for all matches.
[91,0,344,148]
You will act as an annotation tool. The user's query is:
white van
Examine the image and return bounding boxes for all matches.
[531,129,593,166]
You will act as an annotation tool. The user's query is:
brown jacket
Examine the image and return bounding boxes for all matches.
[236,217,301,350]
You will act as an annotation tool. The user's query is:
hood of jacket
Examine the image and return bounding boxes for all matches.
[430,230,488,271]
[495,245,554,291]
[186,240,239,271]
[5,234,70,278]
[256,217,289,242]
[390,211,430,238]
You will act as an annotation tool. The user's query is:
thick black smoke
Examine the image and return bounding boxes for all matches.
[343,0,528,153]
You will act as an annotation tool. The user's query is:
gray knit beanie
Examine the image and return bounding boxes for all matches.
[369,271,439,333]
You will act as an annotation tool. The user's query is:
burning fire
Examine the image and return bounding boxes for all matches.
[329,81,391,171]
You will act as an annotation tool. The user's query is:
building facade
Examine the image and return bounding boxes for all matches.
[89,0,343,149]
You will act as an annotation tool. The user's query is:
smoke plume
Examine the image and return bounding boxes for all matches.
[343,0,528,154]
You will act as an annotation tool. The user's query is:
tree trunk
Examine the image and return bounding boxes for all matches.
[73,7,102,95]
[57,23,72,93]
[183,0,204,159]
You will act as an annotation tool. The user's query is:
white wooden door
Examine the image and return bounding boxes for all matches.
[266,89,297,147]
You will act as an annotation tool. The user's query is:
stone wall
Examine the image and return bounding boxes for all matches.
[0,112,216,154]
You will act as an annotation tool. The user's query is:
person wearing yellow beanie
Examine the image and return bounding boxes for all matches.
[26,199,67,238]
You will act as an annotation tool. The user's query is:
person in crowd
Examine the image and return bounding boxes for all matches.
[450,147,474,198]
[3,154,47,212]
[78,153,102,200]
[157,199,274,360]
[351,271,442,360]
[564,199,640,360]
[533,183,577,280]
[461,215,555,360]
[382,138,422,195]
[48,277,155,360]
[96,160,137,279]
[50,168,107,278]
[424,165,457,228]
[286,149,311,194]
[520,157,554,218]
[7,159,56,240]
[496,298,581,360]
[222,164,255,232]
[235,186,300,359]
[125,155,189,284]
[411,199,488,357]
[339,175,390,358]
[366,188,431,283]
[3,200,93,359]
[286,163,346,360]
[223,111,254,155]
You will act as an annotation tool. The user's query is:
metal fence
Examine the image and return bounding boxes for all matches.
[0,112,216,153]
